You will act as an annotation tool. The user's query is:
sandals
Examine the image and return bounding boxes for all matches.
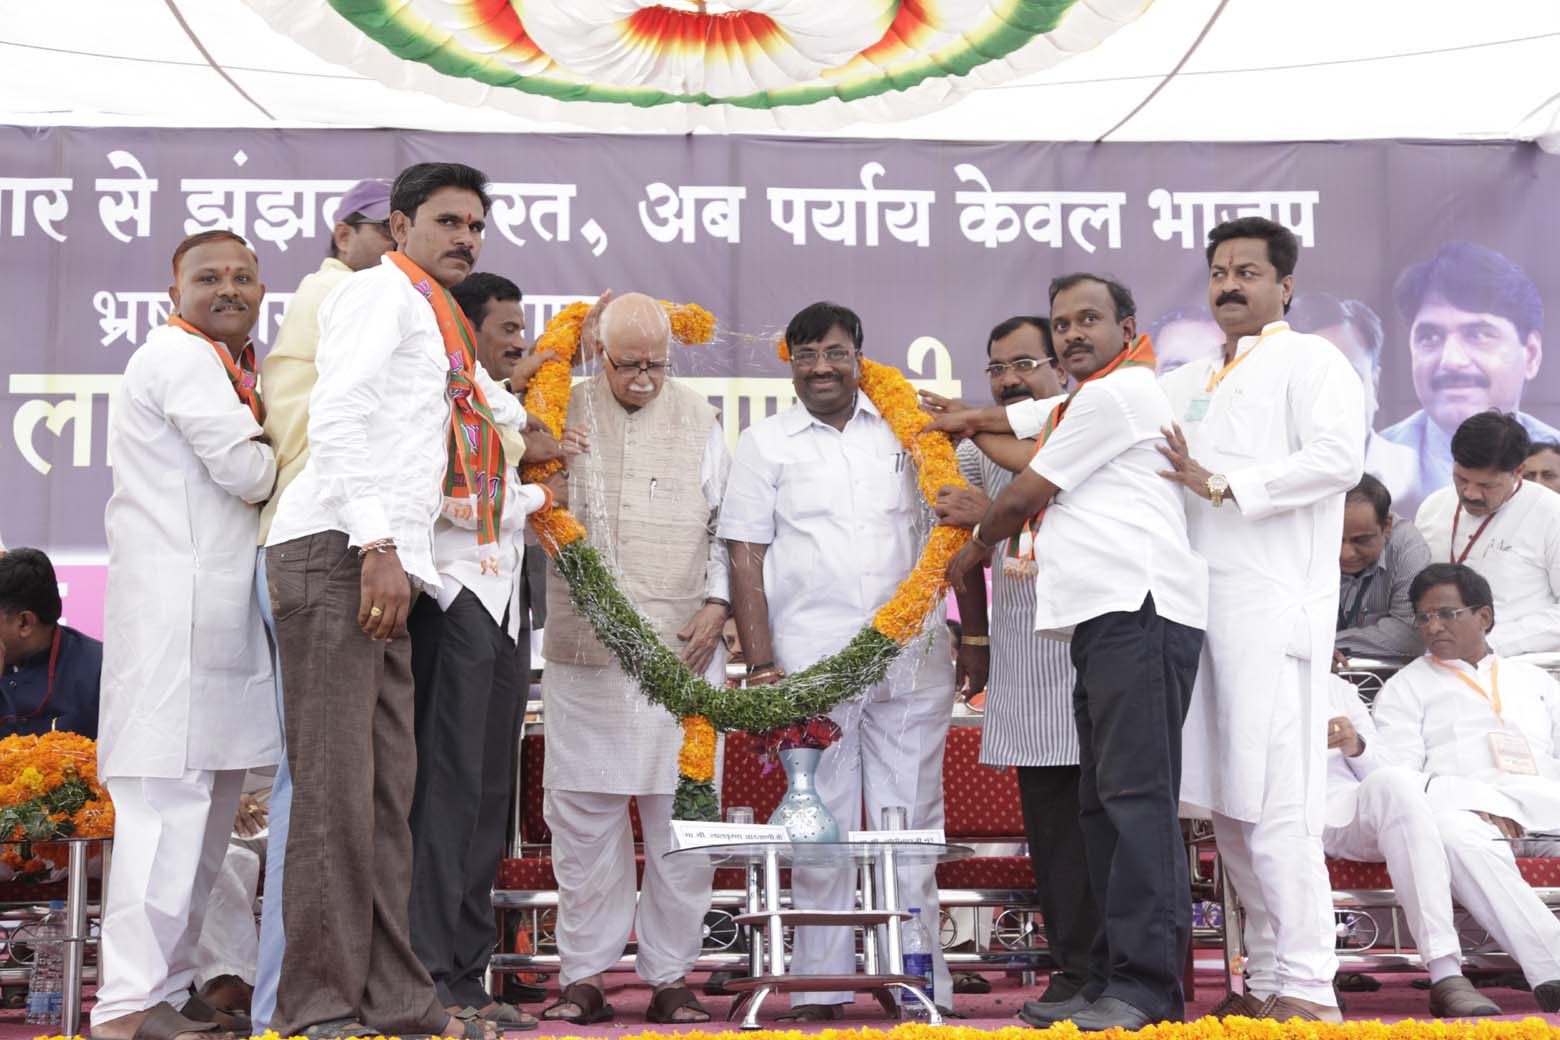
[458,1003,538,1031]
[402,1017,502,1040]
[296,1019,377,1040]
[181,993,252,1036]
[645,984,711,1025]
[92,1001,222,1040]
[541,981,614,1026]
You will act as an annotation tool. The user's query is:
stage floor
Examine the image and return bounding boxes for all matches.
[3,966,1554,1039]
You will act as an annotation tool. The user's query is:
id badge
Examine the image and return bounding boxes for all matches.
[1490,731,1539,775]
[1184,393,1212,423]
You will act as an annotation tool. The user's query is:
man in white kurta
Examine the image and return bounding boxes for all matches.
[1158,218,1364,1022]
[1242,676,1502,1017]
[540,294,730,1027]
[1369,562,1560,1011]
[722,302,957,1018]
[94,231,279,1039]
[1414,411,1560,655]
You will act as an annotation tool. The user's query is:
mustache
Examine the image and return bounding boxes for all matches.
[1431,372,1489,390]
[444,247,475,264]
[1215,291,1248,308]
[998,384,1035,402]
[211,296,247,311]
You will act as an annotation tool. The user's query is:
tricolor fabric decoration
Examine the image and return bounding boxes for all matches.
[244,0,1151,131]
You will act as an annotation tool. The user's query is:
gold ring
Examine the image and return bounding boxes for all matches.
[370,606,384,618]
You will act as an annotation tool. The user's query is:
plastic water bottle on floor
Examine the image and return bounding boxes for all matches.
[900,907,936,1016]
[25,900,66,1027]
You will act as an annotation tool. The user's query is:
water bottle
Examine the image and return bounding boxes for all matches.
[25,900,66,1027]
[900,906,936,1016]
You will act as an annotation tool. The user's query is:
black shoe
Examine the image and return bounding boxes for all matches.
[1018,991,1091,1028]
[1535,980,1560,1013]
[1070,997,1155,1033]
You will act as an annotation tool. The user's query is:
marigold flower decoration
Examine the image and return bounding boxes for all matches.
[518,305,968,821]
[0,732,114,878]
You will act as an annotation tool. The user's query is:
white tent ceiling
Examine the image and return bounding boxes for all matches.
[2,0,1559,145]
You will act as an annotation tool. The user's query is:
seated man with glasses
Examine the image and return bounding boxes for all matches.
[1370,562,1560,1012]
[538,292,731,1027]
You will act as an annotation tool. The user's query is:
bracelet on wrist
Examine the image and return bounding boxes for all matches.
[705,596,731,613]
[745,660,775,675]
[961,635,991,647]
[358,538,397,558]
[970,523,992,552]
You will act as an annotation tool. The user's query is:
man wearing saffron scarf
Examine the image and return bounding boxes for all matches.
[94,230,278,1040]
[936,275,1207,1032]
[262,162,523,1040]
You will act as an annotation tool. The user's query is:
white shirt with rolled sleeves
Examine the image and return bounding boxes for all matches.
[717,392,930,673]
[264,255,529,591]
[1371,653,1560,830]
[1006,367,1208,638]
[1159,320,1366,830]
[100,323,279,780]
[1414,482,1560,655]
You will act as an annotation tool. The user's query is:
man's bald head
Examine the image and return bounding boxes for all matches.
[600,293,671,357]
[600,292,672,411]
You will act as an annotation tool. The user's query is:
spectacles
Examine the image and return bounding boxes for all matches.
[605,353,671,375]
[984,358,1057,377]
[1412,606,1475,627]
[346,217,392,237]
[790,347,856,366]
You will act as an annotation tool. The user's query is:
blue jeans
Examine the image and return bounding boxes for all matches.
[252,549,291,1030]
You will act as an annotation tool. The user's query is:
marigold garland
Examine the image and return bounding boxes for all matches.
[522,305,968,822]
[38,1014,1560,1040]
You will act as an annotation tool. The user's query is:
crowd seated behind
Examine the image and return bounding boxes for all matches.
[0,547,101,739]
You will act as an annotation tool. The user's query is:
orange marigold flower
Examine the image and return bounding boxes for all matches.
[664,302,716,346]
[677,716,717,783]
[776,336,790,363]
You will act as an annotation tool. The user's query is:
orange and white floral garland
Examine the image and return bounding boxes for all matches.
[519,303,968,819]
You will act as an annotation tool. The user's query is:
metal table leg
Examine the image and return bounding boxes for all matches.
[729,861,765,1023]
[878,846,940,1026]
[62,841,89,1038]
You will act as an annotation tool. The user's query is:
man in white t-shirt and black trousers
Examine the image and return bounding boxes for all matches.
[1415,409,1560,654]
[938,274,1209,1032]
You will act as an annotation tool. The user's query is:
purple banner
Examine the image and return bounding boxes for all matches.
[4,128,1559,630]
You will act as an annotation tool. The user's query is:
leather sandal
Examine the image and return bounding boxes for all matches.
[468,1003,538,1031]
[541,981,614,1026]
[646,984,711,1024]
[93,1002,222,1040]
[181,993,251,1036]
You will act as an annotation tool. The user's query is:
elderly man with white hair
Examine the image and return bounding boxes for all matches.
[539,292,732,1028]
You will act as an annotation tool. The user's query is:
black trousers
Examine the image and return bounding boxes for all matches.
[1016,765,1098,999]
[1070,594,1202,1021]
[407,588,526,1008]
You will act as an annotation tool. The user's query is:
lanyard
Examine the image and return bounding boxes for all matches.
[1204,322,1288,393]
[1338,572,1374,630]
[1431,656,1502,722]
[0,627,61,729]
[1448,482,1519,564]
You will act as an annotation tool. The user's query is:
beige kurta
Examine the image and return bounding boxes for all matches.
[541,377,729,794]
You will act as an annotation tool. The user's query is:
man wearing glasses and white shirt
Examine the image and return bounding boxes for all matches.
[1370,562,1560,1013]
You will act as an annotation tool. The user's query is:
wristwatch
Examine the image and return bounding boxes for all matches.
[1207,473,1230,508]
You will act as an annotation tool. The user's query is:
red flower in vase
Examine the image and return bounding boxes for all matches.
[747,716,842,773]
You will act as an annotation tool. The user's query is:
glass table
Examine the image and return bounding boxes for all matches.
[667,840,972,1029]
[1,835,110,1038]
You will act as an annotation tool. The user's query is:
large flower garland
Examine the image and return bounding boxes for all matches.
[0,731,114,878]
[521,303,968,820]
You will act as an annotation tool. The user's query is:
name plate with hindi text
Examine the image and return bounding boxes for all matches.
[845,829,947,845]
[671,820,789,849]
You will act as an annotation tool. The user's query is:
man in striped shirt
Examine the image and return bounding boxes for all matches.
[933,316,1099,1007]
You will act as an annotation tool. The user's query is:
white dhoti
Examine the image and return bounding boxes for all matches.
[1211,658,1338,1005]
[194,787,270,986]
[545,790,713,986]
[1434,810,1560,987]
[1318,767,1461,969]
[541,656,720,988]
[91,769,246,1025]
[790,631,956,1009]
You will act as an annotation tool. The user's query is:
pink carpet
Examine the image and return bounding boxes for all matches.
[4,969,1554,1039]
